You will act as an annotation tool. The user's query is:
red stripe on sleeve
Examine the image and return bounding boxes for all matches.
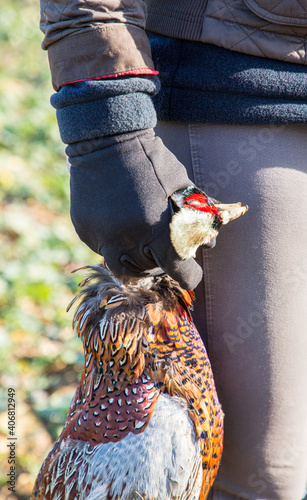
[60,68,159,87]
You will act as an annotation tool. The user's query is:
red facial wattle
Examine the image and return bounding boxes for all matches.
[183,194,221,222]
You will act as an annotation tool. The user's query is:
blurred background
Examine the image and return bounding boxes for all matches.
[0,0,96,497]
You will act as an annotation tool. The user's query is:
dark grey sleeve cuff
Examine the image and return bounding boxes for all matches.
[50,76,160,144]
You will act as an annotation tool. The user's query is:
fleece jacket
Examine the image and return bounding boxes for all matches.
[51,34,307,145]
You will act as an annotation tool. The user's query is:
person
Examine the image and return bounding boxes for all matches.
[39,1,307,498]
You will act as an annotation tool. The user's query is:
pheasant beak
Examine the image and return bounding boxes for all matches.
[216,202,248,225]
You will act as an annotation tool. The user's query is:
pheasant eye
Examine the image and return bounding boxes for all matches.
[185,199,202,207]
[184,193,209,209]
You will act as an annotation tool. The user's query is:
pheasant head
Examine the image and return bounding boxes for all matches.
[170,186,248,259]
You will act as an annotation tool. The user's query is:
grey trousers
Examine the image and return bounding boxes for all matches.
[155,122,307,500]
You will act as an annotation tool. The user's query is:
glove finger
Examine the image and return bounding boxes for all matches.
[100,242,202,289]
[120,253,156,273]
[120,232,203,290]
[99,248,161,281]
[120,253,163,279]
[145,240,203,290]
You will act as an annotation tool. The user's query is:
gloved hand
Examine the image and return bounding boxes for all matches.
[66,128,203,290]
[51,77,202,289]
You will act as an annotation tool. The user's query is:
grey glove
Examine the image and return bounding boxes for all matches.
[67,129,203,289]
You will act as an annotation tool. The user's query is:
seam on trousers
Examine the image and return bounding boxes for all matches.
[188,124,214,358]
[201,248,214,358]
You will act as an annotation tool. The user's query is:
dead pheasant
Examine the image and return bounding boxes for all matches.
[32,186,247,500]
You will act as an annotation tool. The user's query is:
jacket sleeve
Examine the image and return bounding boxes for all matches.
[40,0,155,90]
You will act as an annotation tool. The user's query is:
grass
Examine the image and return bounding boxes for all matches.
[0,1,96,497]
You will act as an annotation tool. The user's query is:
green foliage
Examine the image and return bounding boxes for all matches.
[0,0,96,496]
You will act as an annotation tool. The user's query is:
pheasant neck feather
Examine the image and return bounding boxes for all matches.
[32,266,223,500]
